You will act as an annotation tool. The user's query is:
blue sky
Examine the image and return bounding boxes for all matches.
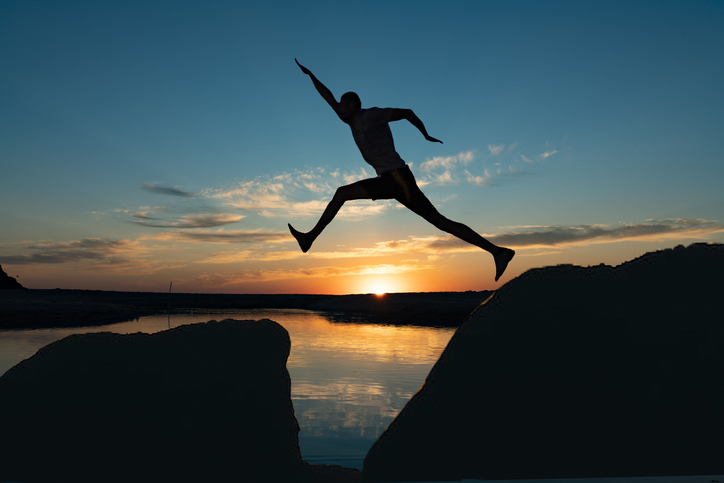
[1,0,723,294]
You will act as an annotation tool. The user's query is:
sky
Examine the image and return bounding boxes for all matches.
[1,0,723,295]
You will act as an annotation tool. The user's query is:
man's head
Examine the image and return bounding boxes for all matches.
[338,91,361,123]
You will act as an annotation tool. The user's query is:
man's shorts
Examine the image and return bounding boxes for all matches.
[352,166,438,218]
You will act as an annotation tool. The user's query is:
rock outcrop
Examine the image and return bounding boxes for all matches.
[364,243,724,482]
[0,319,305,483]
[0,264,24,289]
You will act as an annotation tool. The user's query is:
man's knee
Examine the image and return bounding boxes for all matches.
[335,183,368,201]
[334,185,353,202]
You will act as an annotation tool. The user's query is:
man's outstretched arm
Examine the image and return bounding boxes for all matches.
[392,108,443,143]
[295,59,341,115]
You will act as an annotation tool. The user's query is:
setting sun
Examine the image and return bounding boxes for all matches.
[370,284,388,295]
[363,278,396,296]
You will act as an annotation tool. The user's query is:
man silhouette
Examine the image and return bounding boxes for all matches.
[289,59,515,282]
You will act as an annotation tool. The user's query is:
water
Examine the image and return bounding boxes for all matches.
[0,309,455,470]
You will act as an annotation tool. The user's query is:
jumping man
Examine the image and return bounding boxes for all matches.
[288,59,515,282]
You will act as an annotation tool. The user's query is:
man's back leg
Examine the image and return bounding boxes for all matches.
[289,181,372,252]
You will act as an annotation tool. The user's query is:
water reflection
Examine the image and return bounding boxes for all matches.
[0,309,454,470]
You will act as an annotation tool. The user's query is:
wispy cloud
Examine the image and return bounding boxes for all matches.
[189,262,435,287]
[398,219,724,252]
[132,213,244,228]
[488,144,504,156]
[265,200,391,220]
[464,168,493,186]
[257,238,420,261]
[419,145,557,188]
[254,219,724,260]
[490,219,724,248]
[207,167,390,219]
[141,228,290,244]
[539,150,558,160]
[420,151,475,173]
[131,212,162,221]
[142,182,197,198]
[430,171,456,185]
[210,180,288,210]
[195,250,257,264]
[0,238,144,265]
[342,167,373,184]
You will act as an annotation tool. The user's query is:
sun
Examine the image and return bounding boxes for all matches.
[358,277,400,296]
[368,282,391,296]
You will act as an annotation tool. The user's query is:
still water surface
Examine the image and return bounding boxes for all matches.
[0,309,455,470]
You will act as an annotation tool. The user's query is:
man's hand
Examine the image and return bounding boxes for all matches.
[425,135,443,144]
[295,58,312,76]
[295,59,341,116]
[394,109,443,144]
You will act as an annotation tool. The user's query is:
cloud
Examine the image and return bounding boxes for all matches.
[259,199,328,218]
[131,212,162,220]
[258,239,414,261]
[420,151,475,173]
[210,180,289,211]
[132,213,244,228]
[141,228,290,244]
[490,219,724,248]
[142,182,197,197]
[539,150,558,160]
[419,146,553,188]
[206,236,472,264]
[488,144,504,156]
[464,169,493,186]
[0,238,144,265]
[261,200,390,219]
[258,237,473,262]
[519,150,557,164]
[208,167,393,219]
[343,167,373,185]
[196,250,257,264]
[190,262,435,287]
[398,219,724,252]
[262,219,724,260]
[431,171,456,184]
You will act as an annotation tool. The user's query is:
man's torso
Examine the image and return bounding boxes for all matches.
[350,108,406,175]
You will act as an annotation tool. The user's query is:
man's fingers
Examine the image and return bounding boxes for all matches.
[295,58,309,72]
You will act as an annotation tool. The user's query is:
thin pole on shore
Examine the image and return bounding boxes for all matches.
[168,281,173,329]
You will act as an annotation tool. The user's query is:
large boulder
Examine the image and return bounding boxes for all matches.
[0,264,24,289]
[364,243,724,482]
[0,319,303,483]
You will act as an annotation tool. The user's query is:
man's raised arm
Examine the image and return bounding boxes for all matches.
[295,59,341,115]
[392,108,443,144]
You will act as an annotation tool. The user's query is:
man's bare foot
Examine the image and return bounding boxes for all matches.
[288,223,312,253]
[494,247,515,282]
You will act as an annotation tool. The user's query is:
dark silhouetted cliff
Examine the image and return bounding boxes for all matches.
[364,243,724,482]
[0,265,23,289]
[0,319,360,483]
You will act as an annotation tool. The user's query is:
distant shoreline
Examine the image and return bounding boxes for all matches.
[0,289,490,330]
